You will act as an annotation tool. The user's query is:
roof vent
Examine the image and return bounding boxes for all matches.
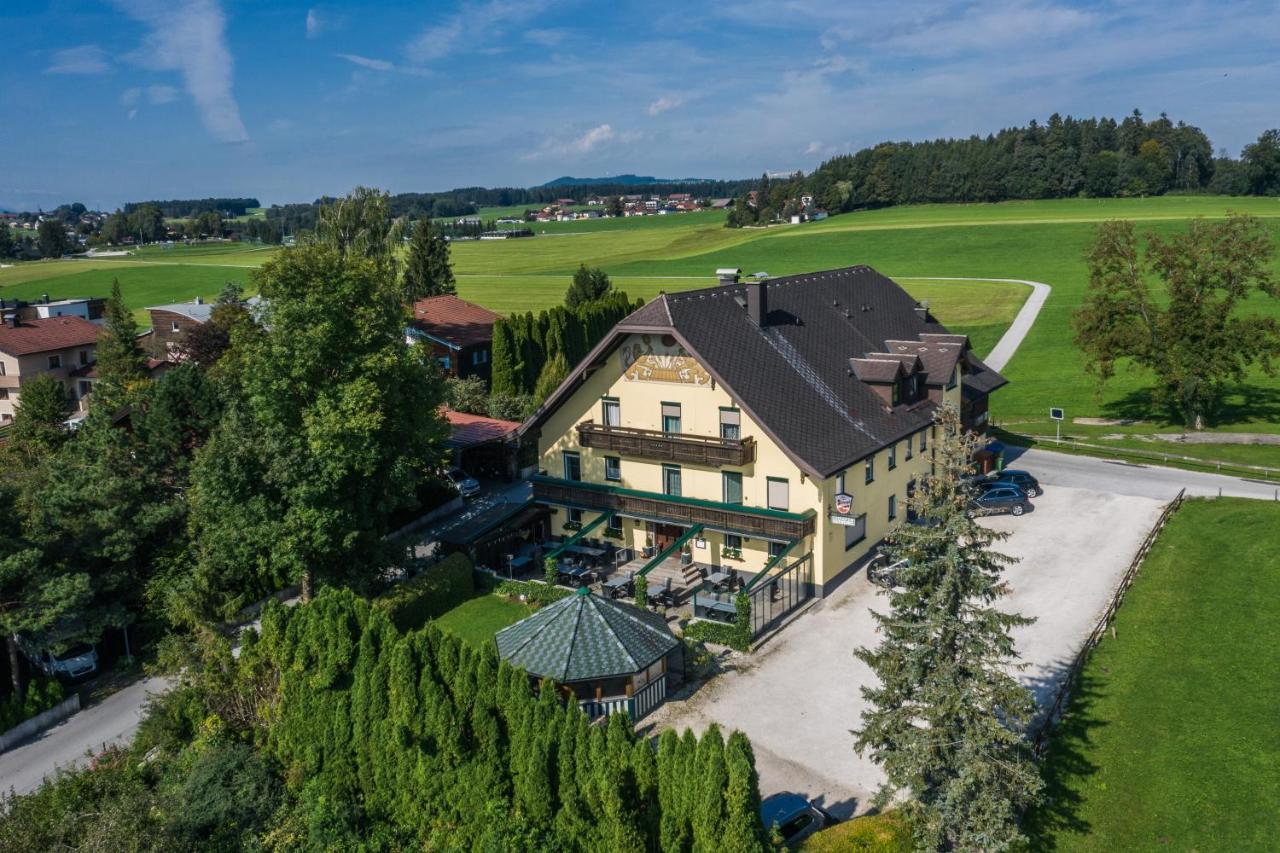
[915,300,930,321]
[716,267,740,286]
[861,304,871,312]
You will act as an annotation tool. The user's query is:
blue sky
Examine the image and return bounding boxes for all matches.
[3,1,1278,210]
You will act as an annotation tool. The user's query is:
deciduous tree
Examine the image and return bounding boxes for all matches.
[854,404,1042,851]
[1074,215,1279,428]
[36,219,69,259]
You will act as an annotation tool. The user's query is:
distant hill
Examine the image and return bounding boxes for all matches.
[538,174,713,188]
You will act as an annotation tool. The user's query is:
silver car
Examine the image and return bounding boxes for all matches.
[445,467,481,499]
[18,637,99,680]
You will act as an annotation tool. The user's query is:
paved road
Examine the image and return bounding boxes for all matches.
[1012,446,1280,501]
[0,675,173,798]
[899,276,1052,371]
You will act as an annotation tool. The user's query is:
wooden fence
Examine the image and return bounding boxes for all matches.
[1032,488,1186,756]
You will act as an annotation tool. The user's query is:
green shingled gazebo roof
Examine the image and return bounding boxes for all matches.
[495,587,679,683]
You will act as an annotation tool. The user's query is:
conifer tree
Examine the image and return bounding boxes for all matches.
[490,317,521,397]
[721,731,767,852]
[853,404,1043,851]
[532,353,569,404]
[93,278,149,409]
[692,724,728,852]
[402,218,456,301]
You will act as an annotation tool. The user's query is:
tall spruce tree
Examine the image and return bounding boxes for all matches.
[93,279,150,409]
[490,318,521,397]
[854,404,1042,850]
[402,218,456,301]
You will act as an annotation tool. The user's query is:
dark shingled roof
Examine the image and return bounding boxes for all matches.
[527,265,1007,479]
[495,588,678,683]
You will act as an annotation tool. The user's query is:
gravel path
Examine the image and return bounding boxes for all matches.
[898,276,1052,371]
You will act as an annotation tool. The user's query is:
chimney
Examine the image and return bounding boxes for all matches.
[746,279,768,326]
[716,267,741,286]
[915,300,930,321]
[5,312,18,329]
[41,293,49,303]
[194,295,204,305]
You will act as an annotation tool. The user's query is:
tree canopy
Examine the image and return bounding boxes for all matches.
[1074,215,1279,428]
[402,218,456,300]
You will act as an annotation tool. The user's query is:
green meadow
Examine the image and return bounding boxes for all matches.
[1030,498,1280,852]
[4,196,1280,441]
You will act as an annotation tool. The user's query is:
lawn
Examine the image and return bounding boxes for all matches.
[1030,498,1280,851]
[5,197,1280,442]
[430,593,532,649]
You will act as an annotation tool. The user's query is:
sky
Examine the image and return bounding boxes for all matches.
[3,0,1279,210]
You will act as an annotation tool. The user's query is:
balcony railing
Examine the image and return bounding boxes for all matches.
[532,475,814,541]
[576,421,756,468]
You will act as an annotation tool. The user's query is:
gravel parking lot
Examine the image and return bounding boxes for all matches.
[645,483,1167,819]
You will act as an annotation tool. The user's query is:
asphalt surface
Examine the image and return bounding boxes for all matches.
[0,676,173,799]
[1011,446,1280,501]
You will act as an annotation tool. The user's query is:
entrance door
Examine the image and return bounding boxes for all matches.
[653,524,683,551]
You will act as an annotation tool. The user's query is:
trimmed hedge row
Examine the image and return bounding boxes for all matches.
[682,592,753,651]
[374,552,475,631]
[495,578,573,606]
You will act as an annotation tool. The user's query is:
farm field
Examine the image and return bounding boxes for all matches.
[1030,498,1280,852]
[4,196,1279,441]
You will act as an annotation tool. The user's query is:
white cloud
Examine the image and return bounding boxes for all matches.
[647,95,685,116]
[306,8,342,38]
[572,123,615,152]
[111,0,248,143]
[338,53,393,72]
[46,45,111,75]
[523,123,643,161]
[407,0,551,63]
[805,141,823,155]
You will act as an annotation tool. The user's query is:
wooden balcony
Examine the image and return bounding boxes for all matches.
[532,475,814,541]
[576,421,756,468]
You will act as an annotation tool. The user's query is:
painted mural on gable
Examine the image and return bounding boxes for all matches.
[620,334,712,386]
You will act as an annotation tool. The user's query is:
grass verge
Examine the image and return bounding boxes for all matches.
[1029,498,1280,851]
[431,594,532,649]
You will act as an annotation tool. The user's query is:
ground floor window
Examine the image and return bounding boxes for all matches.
[567,508,583,525]
[724,533,742,550]
[768,541,787,560]
[604,456,621,481]
[844,514,867,550]
[606,515,624,537]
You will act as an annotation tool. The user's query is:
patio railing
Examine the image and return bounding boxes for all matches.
[577,421,756,468]
[578,674,667,722]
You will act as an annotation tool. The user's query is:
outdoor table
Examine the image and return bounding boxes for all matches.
[565,544,607,558]
[602,575,631,598]
[705,571,732,590]
[508,555,533,573]
[561,565,595,585]
[699,600,737,621]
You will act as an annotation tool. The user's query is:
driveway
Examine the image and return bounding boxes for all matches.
[645,481,1166,819]
[1012,446,1279,501]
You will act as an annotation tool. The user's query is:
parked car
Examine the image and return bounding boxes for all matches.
[760,792,833,846]
[866,554,910,589]
[15,635,99,680]
[966,485,1030,518]
[444,467,480,499]
[978,469,1042,498]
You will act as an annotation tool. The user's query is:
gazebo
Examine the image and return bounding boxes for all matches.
[495,587,682,720]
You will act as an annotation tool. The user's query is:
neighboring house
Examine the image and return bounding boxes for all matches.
[444,408,522,480]
[519,265,1006,604]
[0,313,100,422]
[407,295,500,382]
[0,295,107,324]
[147,296,215,353]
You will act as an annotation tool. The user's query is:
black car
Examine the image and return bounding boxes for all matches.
[983,469,1042,497]
[967,485,1030,518]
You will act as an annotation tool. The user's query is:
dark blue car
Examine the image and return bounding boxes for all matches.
[760,792,832,845]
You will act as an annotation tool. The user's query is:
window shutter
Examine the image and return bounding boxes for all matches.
[661,403,681,418]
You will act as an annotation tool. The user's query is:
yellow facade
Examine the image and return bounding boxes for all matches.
[534,333,964,592]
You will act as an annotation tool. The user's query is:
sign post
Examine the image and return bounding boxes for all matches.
[1049,407,1064,444]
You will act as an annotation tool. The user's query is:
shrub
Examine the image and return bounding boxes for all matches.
[682,592,752,652]
[0,677,66,732]
[165,740,283,850]
[374,553,475,631]
[495,578,572,606]
[799,810,912,852]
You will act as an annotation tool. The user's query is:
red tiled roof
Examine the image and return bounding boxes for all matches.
[0,316,99,356]
[410,295,499,348]
[444,408,520,448]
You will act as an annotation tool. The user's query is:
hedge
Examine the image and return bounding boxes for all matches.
[495,578,573,607]
[374,553,475,631]
[798,811,911,852]
[682,592,752,652]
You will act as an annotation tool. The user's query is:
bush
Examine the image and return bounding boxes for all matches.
[165,740,283,851]
[681,591,752,651]
[495,578,572,606]
[799,811,912,852]
[375,553,475,631]
[0,677,66,732]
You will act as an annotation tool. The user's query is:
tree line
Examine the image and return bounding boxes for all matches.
[487,266,641,417]
[726,112,1280,226]
[122,197,260,218]
[1,587,770,851]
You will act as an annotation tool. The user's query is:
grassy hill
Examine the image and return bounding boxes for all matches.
[4,196,1279,439]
